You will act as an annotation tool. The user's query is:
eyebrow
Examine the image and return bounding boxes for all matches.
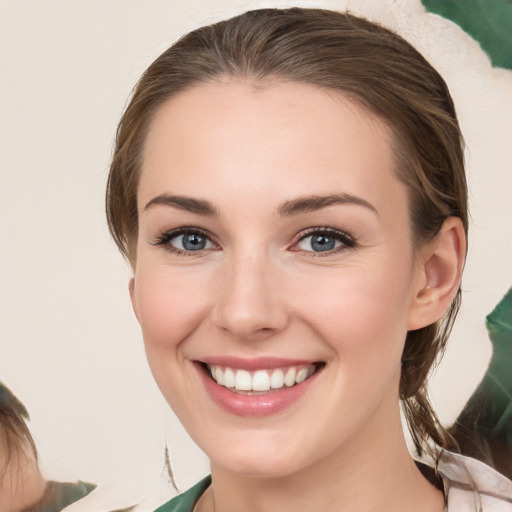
[143,191,377,217]
[277,193,378,216]
[143,194,219,216]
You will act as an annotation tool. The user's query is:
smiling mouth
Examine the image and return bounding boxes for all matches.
[204,363,323,395]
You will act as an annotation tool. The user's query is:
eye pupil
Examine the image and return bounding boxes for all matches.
[311,235,335,252]
[183,233,206,250]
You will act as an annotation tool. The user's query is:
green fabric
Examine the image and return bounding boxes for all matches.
[23,481,96,512]
[422,0,512,69]
[154,476,212,512]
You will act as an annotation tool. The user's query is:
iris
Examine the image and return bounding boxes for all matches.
[182,233,207,251]
[311,234,336,252]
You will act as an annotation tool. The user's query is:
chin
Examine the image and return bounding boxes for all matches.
[215,456,302,480]
[203,431,315,479]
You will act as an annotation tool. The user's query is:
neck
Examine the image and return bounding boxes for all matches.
[197,405,443,512]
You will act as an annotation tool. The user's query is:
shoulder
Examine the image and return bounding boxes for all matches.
[153,476,212,512]
[436,450,512,511]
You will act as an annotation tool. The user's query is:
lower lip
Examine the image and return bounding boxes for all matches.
[196,363,322,417]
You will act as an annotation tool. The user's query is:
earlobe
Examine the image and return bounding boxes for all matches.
[407,217,466,330]
[129,278,140,323]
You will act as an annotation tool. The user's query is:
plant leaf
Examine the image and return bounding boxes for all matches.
[422,0,512,69]
[449,288,512,478]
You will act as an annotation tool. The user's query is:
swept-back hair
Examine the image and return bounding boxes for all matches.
[106,8,468,456]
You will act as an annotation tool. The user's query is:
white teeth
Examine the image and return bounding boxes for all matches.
[252,370,271,391]
[207,364,317,392]
[270,369,284,389]
[235,370,252,391]
[284,367,296,387]
[224,368,235,388]
[295,368,309,384]
[214,367,224,386]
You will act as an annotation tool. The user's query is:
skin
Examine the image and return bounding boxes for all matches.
[130,80,465,512]
[0,437,46,512]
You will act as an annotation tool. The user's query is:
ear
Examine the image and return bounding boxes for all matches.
[407,217,466,330]
[129,277,141,323]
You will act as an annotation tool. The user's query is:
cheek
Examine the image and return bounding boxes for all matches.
[133,267,210,352]
[289,258,413,371]
[132,267,214,412]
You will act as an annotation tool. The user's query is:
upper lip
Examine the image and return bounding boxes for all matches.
[196,356,319,371]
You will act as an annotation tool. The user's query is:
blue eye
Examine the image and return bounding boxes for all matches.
[174,233,208,251]
[298,234,340,252]
[295,228,354,254]
[155,229,216,253]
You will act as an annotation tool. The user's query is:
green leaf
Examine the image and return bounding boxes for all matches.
[449,288,512,478]
[485,288,512,435]
[422,0,512,69]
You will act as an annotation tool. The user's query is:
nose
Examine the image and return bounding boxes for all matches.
[212,253,289,339]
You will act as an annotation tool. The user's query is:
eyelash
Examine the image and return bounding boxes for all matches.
[152,226,357,256]
[292,227,357,257]
[152,227,218,256]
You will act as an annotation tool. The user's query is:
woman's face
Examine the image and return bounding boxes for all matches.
[131,80,426,477]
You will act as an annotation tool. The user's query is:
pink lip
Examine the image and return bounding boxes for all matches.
[198,356,315,371]
[194,361,323,417]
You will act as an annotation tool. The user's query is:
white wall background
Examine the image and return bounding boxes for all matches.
[0,0,510,510]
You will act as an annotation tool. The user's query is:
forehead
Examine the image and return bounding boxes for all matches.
[139,80,405,216]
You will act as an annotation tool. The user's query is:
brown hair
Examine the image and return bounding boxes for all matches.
[0,382,38,475]
[106,8,468,456]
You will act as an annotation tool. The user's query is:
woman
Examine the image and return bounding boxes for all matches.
[0,382,45,511]
[0,382,95,512]
[106,8,511,512]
